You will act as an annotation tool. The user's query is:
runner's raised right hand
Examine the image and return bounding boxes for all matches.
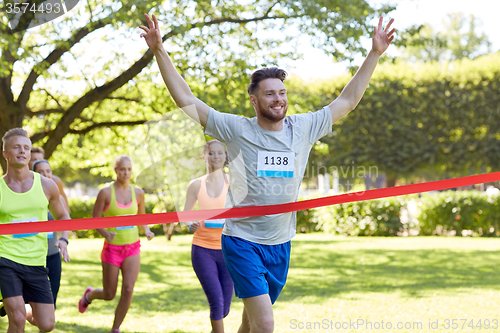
[139,14,163,54]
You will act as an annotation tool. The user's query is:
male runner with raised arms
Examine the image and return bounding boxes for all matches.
[140,14,395,333]
[0,128,71,333]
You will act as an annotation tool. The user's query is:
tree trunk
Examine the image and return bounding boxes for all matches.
[165,223,177,241]
[386,176,397,188]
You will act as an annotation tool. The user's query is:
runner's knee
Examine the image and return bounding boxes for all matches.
[121,284,135,297]
[252,317,274,333]
[10,309,27,328]
[103,290,116,300]
[38,320,55,332]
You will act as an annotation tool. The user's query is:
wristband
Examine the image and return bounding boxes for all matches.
[59,237,69,245]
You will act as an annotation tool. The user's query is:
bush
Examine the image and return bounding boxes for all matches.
[418,190,500,236]
[296,208,320,233]
[67,196,98,238]
[313,197,406,236]
[295,194,333,233]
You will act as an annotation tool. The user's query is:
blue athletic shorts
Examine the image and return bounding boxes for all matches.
[221,235,291,304]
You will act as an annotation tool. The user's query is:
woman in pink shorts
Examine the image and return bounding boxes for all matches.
[78,155,154,333]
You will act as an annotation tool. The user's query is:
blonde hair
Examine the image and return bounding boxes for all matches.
[203,140,228,167]
[113,155,132,168]
[2,128,30,151]
[203,140,224,154]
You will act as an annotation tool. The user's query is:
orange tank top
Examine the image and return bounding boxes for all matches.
[192,174,229,250]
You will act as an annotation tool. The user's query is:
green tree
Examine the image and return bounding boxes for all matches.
[398,13,491,62]
[0,0,396,174]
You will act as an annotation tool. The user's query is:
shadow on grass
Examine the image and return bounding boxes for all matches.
[280,239,500,302]
[66,250,208,315]
[64,237,500,323]
[68,248,193,285]
[53,322,195,333]
[131,287,208,313]
[54,321,196,333]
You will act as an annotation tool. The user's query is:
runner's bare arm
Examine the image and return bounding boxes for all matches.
[43,178,70,221]
[184,179,200,211]
[52,175,70,213]
[183,179,201,231]
[55,195,71,262]
[42,177,71,262]
[329,17,395,123]
[93,188,116,242]
[139,14,210,127]
[136,188,154,240]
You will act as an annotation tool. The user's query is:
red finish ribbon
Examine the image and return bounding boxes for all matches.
[1,172,499,236]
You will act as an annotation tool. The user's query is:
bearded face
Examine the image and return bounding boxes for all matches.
[251,78,288,122]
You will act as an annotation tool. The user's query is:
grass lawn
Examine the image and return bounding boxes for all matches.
[2,234,500,333]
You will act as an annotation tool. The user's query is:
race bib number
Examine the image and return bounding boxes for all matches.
[257,151,294,178]
[12,217,39,238]
[204,219,225,228]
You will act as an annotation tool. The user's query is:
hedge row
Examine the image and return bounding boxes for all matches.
[310,196,406,236]
[302,190,500,236]
[68,190,500,238]
[418,190,500,236]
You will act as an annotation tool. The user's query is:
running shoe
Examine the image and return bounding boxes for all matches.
[78,287,93,313]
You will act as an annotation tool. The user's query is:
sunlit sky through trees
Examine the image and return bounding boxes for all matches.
[287,0,499,79]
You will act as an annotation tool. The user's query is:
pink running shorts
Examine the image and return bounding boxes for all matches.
[101,240,141,267]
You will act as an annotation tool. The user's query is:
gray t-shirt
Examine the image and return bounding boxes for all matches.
[205,106,332,245]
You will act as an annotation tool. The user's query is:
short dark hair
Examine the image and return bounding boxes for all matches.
[33,159,50,172]
[31,146,45,156]
[2,128,30,151]
[247,67,287,96]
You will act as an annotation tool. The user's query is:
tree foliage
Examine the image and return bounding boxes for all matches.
[397,13,491,62]
[0,0,394,174]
